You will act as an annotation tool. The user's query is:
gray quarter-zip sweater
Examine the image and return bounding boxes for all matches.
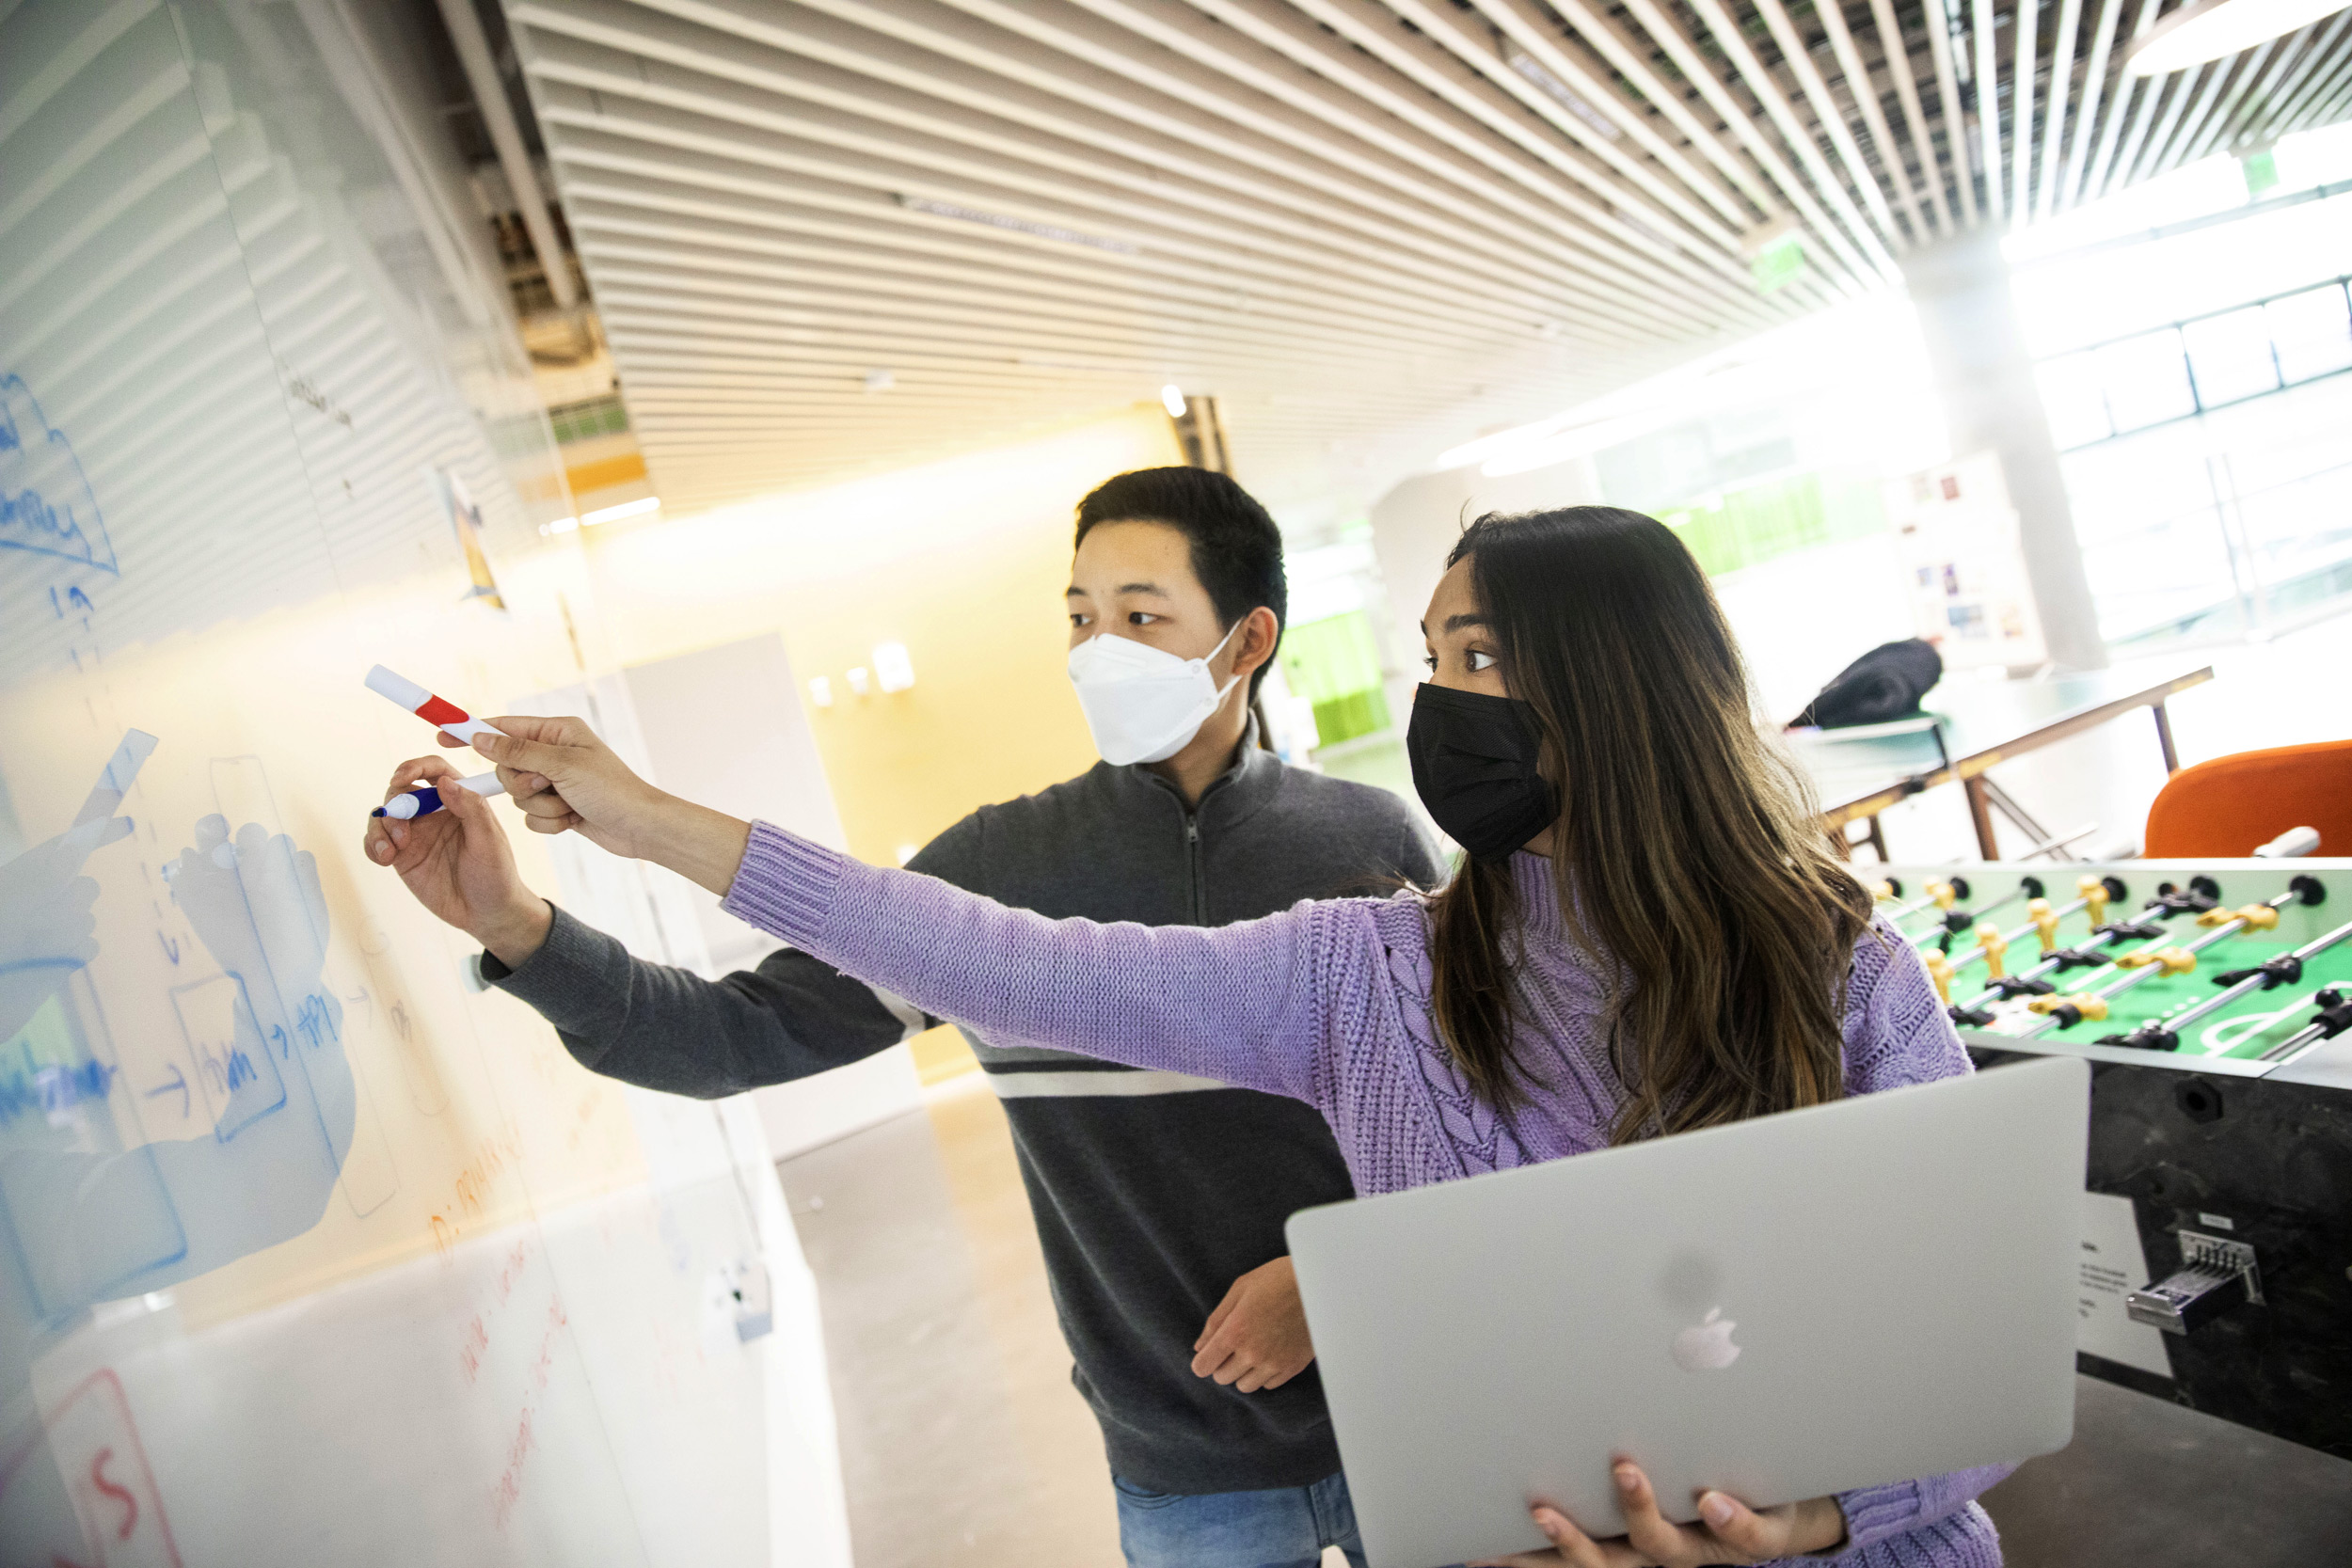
[480,733,1440,1493]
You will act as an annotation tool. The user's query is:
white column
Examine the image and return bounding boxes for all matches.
[1902,231,2110,670]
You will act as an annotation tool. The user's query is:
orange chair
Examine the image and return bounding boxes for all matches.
[2143,740,2352,857]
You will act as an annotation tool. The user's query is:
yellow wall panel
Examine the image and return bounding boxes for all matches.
[583,407,1182,864]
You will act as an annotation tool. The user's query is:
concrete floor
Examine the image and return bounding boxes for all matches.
[774,611,2352,1568]
[1981,1378,2352,1564]
[778,1083,1122,1567]
[781,1085,2351,1568]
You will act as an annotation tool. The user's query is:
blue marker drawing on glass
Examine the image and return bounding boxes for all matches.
[0,1046,114,1125]
[167,972,286,1138]
[0,738,361,1330]
[0,734,154,1046]
[73,730,156,828]
[0,372,119,573]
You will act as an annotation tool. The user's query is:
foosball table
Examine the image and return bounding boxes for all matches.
[1873,860,2352,1461]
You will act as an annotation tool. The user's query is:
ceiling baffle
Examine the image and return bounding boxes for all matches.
[503,0,2352,514]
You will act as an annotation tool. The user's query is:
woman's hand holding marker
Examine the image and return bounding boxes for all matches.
[362,667,508,821]
[366,673,754,954]
[451,717,753,899]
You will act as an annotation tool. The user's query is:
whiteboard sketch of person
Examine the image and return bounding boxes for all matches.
[0,803,353,1564]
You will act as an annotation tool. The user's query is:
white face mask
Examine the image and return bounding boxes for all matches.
[1067,622,1243,767]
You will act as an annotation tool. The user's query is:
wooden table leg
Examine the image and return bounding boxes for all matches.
[2153,701,2181,774]
[1963,775,2001,858]
[1866,814,1889,862]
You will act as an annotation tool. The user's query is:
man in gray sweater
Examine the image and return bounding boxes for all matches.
[389,467,1438,1567]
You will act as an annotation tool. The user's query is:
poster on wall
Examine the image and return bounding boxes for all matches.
[1886,451,2048,670]
[433,466,508,610]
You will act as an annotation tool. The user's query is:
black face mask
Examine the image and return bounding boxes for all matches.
[1406,683,1557,863]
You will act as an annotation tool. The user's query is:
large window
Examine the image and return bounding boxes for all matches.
[2035,277,2352,450]
[2013,127,2352,648]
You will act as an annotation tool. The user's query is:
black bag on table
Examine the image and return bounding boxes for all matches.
[1789,638,1943,730]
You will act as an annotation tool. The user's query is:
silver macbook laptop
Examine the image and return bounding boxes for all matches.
[1287,1055,2087,1568]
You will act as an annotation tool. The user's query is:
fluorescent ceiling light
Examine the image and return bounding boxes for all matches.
[539,497,660,534]
[895,193,1137,254]
[2127,0,2349,75]
[581,496,661,526]
[1432,295,1925,476]
[1503,51,1621,140]
[1161,384,1187,418]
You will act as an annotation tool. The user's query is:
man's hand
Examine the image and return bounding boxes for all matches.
[1470,1461,1846,1568]
[363,755,549,968]
[1191,1256,1314,1393]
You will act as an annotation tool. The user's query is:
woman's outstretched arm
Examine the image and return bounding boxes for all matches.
[719,820,1349,1103]
[424,717,1360,1105]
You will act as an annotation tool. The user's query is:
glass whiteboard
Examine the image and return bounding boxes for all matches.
[0,3,848,1562]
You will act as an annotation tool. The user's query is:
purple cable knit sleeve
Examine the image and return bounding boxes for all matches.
[719,819,1363,1106]
[1826,922,2015,1552]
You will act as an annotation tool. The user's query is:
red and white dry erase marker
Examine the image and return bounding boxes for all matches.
[366,664,507,820]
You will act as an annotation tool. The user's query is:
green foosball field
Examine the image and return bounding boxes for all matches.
[1871,862,2352,1075]
[1876,860,2352,1461]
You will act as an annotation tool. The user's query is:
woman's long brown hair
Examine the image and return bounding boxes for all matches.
[1425,506,1875,1143]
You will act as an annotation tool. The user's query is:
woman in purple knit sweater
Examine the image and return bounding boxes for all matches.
[372,507,2012,1568]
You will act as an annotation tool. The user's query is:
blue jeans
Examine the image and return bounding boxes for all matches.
[1113,1469,1370,1568]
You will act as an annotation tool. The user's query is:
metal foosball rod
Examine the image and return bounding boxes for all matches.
[2017,881,2326,1038]
[1907,876,2048,951]
[1949,876,2042,931]
[1942,878,2195,1017]
[2097,914,2352,1053]
[1878,875,1958,924]
[1938,883,2103,985]
[2259,985,2352,1065]
[1937,871,2132,965]
[1895,878,1974,945]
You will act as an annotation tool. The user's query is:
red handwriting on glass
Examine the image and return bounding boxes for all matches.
[90,1447,137,1540]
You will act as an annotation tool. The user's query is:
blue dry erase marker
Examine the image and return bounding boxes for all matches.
[374,771,505,820]
[367,664,511,822]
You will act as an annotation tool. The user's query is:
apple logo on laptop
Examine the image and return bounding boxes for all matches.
[1671,1307,1741,1371]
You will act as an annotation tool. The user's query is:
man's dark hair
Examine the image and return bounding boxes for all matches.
[1073,467,1286,697]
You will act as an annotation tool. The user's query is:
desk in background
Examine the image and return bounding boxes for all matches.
[1795,664,2216,859]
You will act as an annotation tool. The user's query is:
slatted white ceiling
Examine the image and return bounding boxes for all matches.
[503,0,2352,516]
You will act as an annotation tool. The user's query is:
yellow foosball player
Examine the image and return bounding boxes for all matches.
[1924,950,1955,1005]
[2020,881,2326,1042]
[2079,875,2111,929]
[2026,992,2108,1029]
[1975,921,2008,981]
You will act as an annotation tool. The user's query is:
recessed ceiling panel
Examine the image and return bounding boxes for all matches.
[506,0,2352,514]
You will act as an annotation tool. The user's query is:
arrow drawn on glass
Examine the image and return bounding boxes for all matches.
[144,1063,190,1118]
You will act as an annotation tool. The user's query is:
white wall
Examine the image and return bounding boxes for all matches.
[603,638,926,1162]
[1365,455,1604,722]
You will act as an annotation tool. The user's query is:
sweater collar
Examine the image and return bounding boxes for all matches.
[1503,851,1620,990]
[1508,849,1567,937]
[1124,715,1283,817]
[1500,849,1612,990]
